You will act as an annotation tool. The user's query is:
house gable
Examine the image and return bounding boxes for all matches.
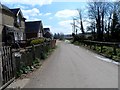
[10,8,24,19]
[10,8,25,28]
[25,21,42,33]
[25,21,43,39]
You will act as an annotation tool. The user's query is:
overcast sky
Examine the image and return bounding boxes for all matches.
[1,0,117,35]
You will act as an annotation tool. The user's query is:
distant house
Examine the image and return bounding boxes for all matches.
[79,33,92,38]
[44,28,50,33]
[25,21,44,39]
[0,4,26,45]
[64,34,73,40]
[43,28,53,39]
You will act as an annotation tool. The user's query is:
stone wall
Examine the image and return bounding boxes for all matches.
[2,10,14,26]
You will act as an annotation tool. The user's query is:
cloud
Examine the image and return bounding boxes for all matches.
[49,17,53,20]
[53,0,117,2]
[43,25,52,28]
[58,20,73,34]
[55,9,78,18]
[44,13,52,16]
[51,26,72,34]
[58,20,72,28]
[26,17,42,21]
[1,0,53,6]
[43,24,71,34]
[58,19,91,34]
[13,4,28,9]
[1,0,117,5]
[21,8,42,19]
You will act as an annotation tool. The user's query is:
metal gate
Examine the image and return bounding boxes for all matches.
[0,46,15,88]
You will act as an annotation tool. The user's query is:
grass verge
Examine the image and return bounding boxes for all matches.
[72,41,120,62]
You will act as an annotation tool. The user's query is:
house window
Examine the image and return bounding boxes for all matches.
[20,32,23,40]
[38,32,41,37]
[14,32,18,41]
[17,16,21,26]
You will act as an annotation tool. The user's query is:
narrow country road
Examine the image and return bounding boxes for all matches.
[24,41,118,88]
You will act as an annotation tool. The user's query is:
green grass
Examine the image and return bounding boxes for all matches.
[72,41,120,62]
[92,46,120,62]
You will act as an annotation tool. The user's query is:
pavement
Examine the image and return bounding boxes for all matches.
[7,41,118,88]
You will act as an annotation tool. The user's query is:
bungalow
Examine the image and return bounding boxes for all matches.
[25,21,44,39]
[0,4,26,45]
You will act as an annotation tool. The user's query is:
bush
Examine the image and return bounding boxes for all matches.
[30,38,45,45]
[16,58,41,77]
[73,41,80,45]
[72,34,86,43]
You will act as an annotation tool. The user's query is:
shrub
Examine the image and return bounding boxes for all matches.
[96,46,101,52]
[74,41,80,45]
[30,38,45,45]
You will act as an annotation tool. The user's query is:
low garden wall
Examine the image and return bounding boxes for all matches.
[13,40,56,77]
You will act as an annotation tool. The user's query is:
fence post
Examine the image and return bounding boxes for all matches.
[32,45,35,60]
[90,41,91,49]
[100,43,103,53]
[94,43,96,50]
[113,44,117,55]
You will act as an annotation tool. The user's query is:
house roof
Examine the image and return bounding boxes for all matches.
[10,8,25,19]
[10,8,20,15]
[1,4,25,19]
[25,21,42,33]
[44,31,53,39]
[1,4,14,14]
[44,28,50,33]
[43,28,53,38]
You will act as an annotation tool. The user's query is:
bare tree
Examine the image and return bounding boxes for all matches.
[77,9,85,34]
[88,1,111,41]
[107,2,120,41]
[87,21,96,40]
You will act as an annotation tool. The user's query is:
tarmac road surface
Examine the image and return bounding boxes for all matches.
[24,41,118,88]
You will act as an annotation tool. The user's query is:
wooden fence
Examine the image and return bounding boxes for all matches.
[81,40,120,55]
[0,40,56,89]
[0,46,15,90]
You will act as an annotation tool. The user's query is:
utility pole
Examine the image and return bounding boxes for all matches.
[76,29,78,35]
[73,18,76,34]
[71,18,78,35]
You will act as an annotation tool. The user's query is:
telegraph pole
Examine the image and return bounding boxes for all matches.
[73,18,76,34]
[71,18,77,34]
[71,18,80,35]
